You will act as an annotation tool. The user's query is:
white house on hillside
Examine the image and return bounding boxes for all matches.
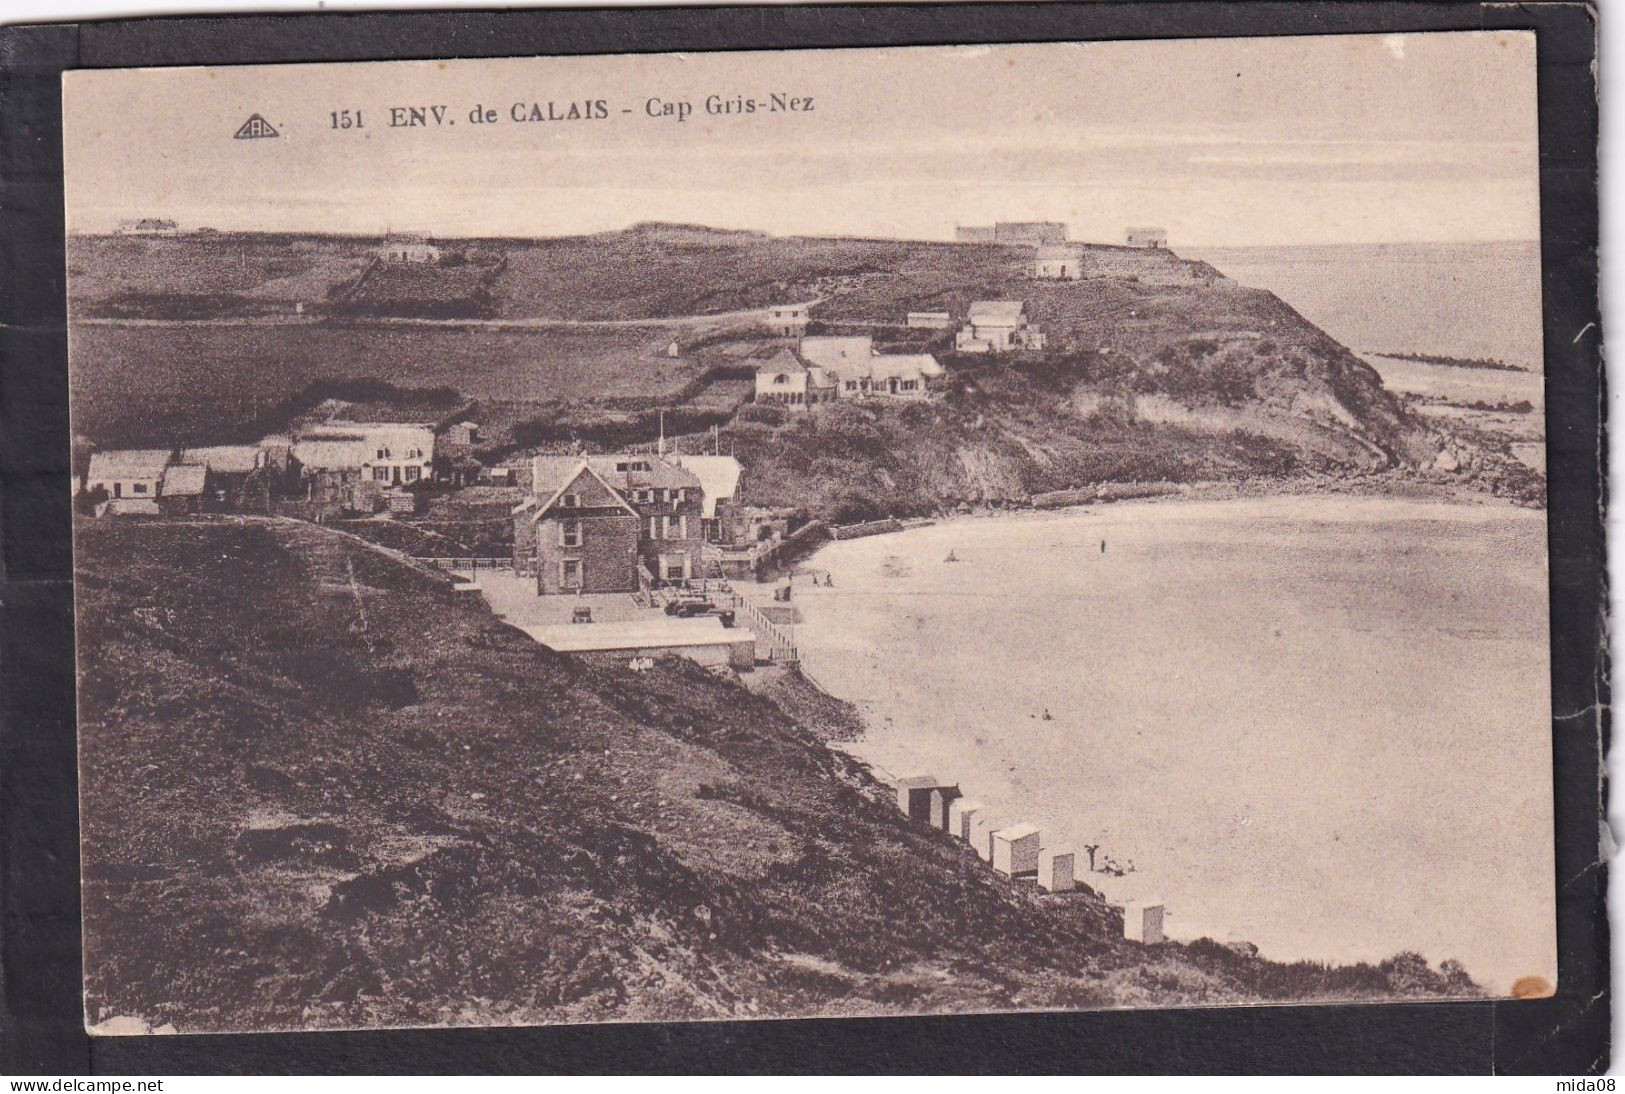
[754,348,836,408]
[1033,245,1085,280]
[957,300,1045,353]
[85,449,174,513]
[765,303,810,337]
[833,353,943,399]
[379,237,441,263]
[293,422,436,486]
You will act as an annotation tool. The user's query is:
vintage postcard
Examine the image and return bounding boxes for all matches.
[64,32,1553,1035]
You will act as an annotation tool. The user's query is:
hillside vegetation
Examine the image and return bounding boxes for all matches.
[76,518,1481,1032]
[67,225,1487,509]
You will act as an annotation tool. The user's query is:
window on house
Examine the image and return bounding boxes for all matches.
[561,559,582,588]
[561,493,580,508]
[132,482,148,494]
[774,374,788,385]
[377,447,390,459]
[616,462,630,472]
[561,520,582,547]
[374,467,392,482]
[648,516,659,540]
[404,466,420,483]
[845,381,858,391]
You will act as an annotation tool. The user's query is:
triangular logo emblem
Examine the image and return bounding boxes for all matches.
[233,114,279,140]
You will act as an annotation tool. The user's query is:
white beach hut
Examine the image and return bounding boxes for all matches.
[991,823,1041,877]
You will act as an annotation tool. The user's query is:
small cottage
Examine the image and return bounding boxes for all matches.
[181,445,262,478]
[379,237,441,263]
[958,301,1045,353]
[765,303,810,337]
[294,422,435,488]
[1033,244,1085,280]
[840,353,942,399]
[156,463,208,515]
[1125,227,1169,249]
[85,449,173,514]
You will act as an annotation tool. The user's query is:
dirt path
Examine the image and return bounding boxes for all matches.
[72,302,804,332]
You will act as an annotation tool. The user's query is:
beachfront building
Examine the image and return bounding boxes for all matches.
[1033,244,1086,280]
[1125,227,1169,249]
[668,454,746,544]
[514,454,711,591]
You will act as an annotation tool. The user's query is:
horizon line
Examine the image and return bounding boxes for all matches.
[70,222,1543,249]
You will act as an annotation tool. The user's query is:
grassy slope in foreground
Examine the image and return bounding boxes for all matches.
[76,517,1481,1033]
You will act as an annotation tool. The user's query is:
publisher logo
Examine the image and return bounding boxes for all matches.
[233,113,280,140]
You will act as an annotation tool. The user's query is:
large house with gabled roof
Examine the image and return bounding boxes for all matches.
[512,454,710,593]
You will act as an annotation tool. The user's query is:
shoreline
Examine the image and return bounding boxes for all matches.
[770,488,1550,988]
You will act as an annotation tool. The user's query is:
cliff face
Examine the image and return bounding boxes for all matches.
[76,518,1479,1033]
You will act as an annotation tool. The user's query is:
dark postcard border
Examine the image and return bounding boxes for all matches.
[0,2,1604,1076]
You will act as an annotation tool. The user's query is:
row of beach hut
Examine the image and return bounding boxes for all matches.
[894,773,1165,945]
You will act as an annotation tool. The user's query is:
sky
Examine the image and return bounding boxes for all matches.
[62,32,1541,247]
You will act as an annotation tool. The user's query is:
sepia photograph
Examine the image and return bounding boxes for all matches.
[61,31,1556,1036]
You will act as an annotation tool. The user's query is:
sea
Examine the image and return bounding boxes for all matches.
[1184,240,1545,371]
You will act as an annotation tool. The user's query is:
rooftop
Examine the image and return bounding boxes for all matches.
[968,300,1027,324]
[517,616,756,653]
[181,445,260,475]
[87,449,171,479]
[159,463,209,497]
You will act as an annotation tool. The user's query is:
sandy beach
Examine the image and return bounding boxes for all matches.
[790,494,1555,994]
